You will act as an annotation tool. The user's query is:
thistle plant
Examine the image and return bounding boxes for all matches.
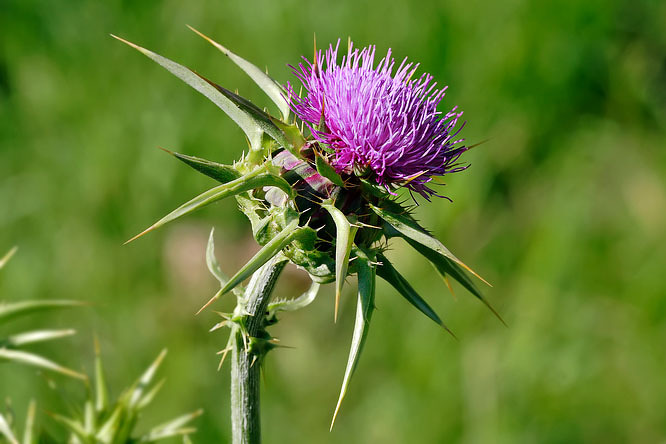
[1,246,83,444]
[50,346,201,444]
[114,29,501,444]
[0,247,84,381]
[0,248,199,443]
[0,399,37,444]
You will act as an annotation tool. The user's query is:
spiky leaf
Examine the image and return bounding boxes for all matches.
[127,349,167,408]
[162,149,241,184]
[331,248,375,429]
[126,169,293,244]
[0,412,19,444]
[269,117,305,152]
[188,26,290,120]
[321,202,358,321]
[315,154,345,187]
[4,329,76,347]
[406,239,506,325]
[138,409,203,443]
[206,228,243,297]
[23,400,36,444]
[0,349,86,380]
[50,413,87,441]
[111,35,265,151]
[369,203,490,286]
[376,254,455,337]
[198,220,303,313]
[0,247,18,271]
[0,300,82,324]
[267,279,320,314]
[94,338,109,412]
[137,379,166,410]
[200,78,301,156]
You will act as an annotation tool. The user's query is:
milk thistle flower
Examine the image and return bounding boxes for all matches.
[114,29,501,444]
[288,41,468,199]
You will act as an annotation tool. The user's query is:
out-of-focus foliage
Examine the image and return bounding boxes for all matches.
[0,250,199,443]
[1,0,665,443]
[50,347,201,444]
[0,247,83,380]
[0,399,37,444]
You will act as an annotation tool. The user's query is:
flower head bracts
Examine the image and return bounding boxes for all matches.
[287,40,468,199]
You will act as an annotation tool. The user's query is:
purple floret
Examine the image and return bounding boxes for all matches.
[286,40,468,199]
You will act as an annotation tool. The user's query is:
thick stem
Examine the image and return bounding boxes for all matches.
[230,255,287,444]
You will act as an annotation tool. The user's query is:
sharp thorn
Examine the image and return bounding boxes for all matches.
[123,225,156,245]
[330,401,343,432]
[196,288,224,315]
[217,347,231,371]
[442,324,458,341]
[443,275,457,300]
[459,262,492,287]
[334,290,340,323]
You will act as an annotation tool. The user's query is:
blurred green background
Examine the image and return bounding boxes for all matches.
[2,0,666,442]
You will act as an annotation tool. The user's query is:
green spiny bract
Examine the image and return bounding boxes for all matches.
[115,29,502,426]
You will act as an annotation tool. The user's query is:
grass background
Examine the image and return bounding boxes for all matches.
[1,0,666,442]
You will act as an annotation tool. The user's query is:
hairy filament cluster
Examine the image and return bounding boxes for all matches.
[287,40,468,199]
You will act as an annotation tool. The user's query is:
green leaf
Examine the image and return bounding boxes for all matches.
[331,248,375,430]
[111,35,264,151]
[315,154,345,187]
[369,203,491,286]
[50,413,87,441]
[22,400,36,444]
[94,407,122,444]
[138,409,202,443]
[359,179,391,199]
[197,220,302,313]
[199,78,301,156]
[269,117,305,152]
[206,228,243,297]
[406,239,506,326]
[127,349,167,409]
[94,338,109,413]
[188,26,290,120]
[0,246,17,271]
[0,349,86,380]
[125,169,293,244]
[4,329,76,347]
[321,202,358,322]
[0,412,19,444]
[376,253,455,338]
[69,434,84,444]
[160,148,241,184]
[83,401,95,437]
[0,300,82,324]
[267,279,320,314]
[137,379,166,410]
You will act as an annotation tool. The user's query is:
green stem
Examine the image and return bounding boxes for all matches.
[230,255,287,444]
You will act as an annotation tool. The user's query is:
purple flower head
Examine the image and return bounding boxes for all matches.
[287,40,469,199]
